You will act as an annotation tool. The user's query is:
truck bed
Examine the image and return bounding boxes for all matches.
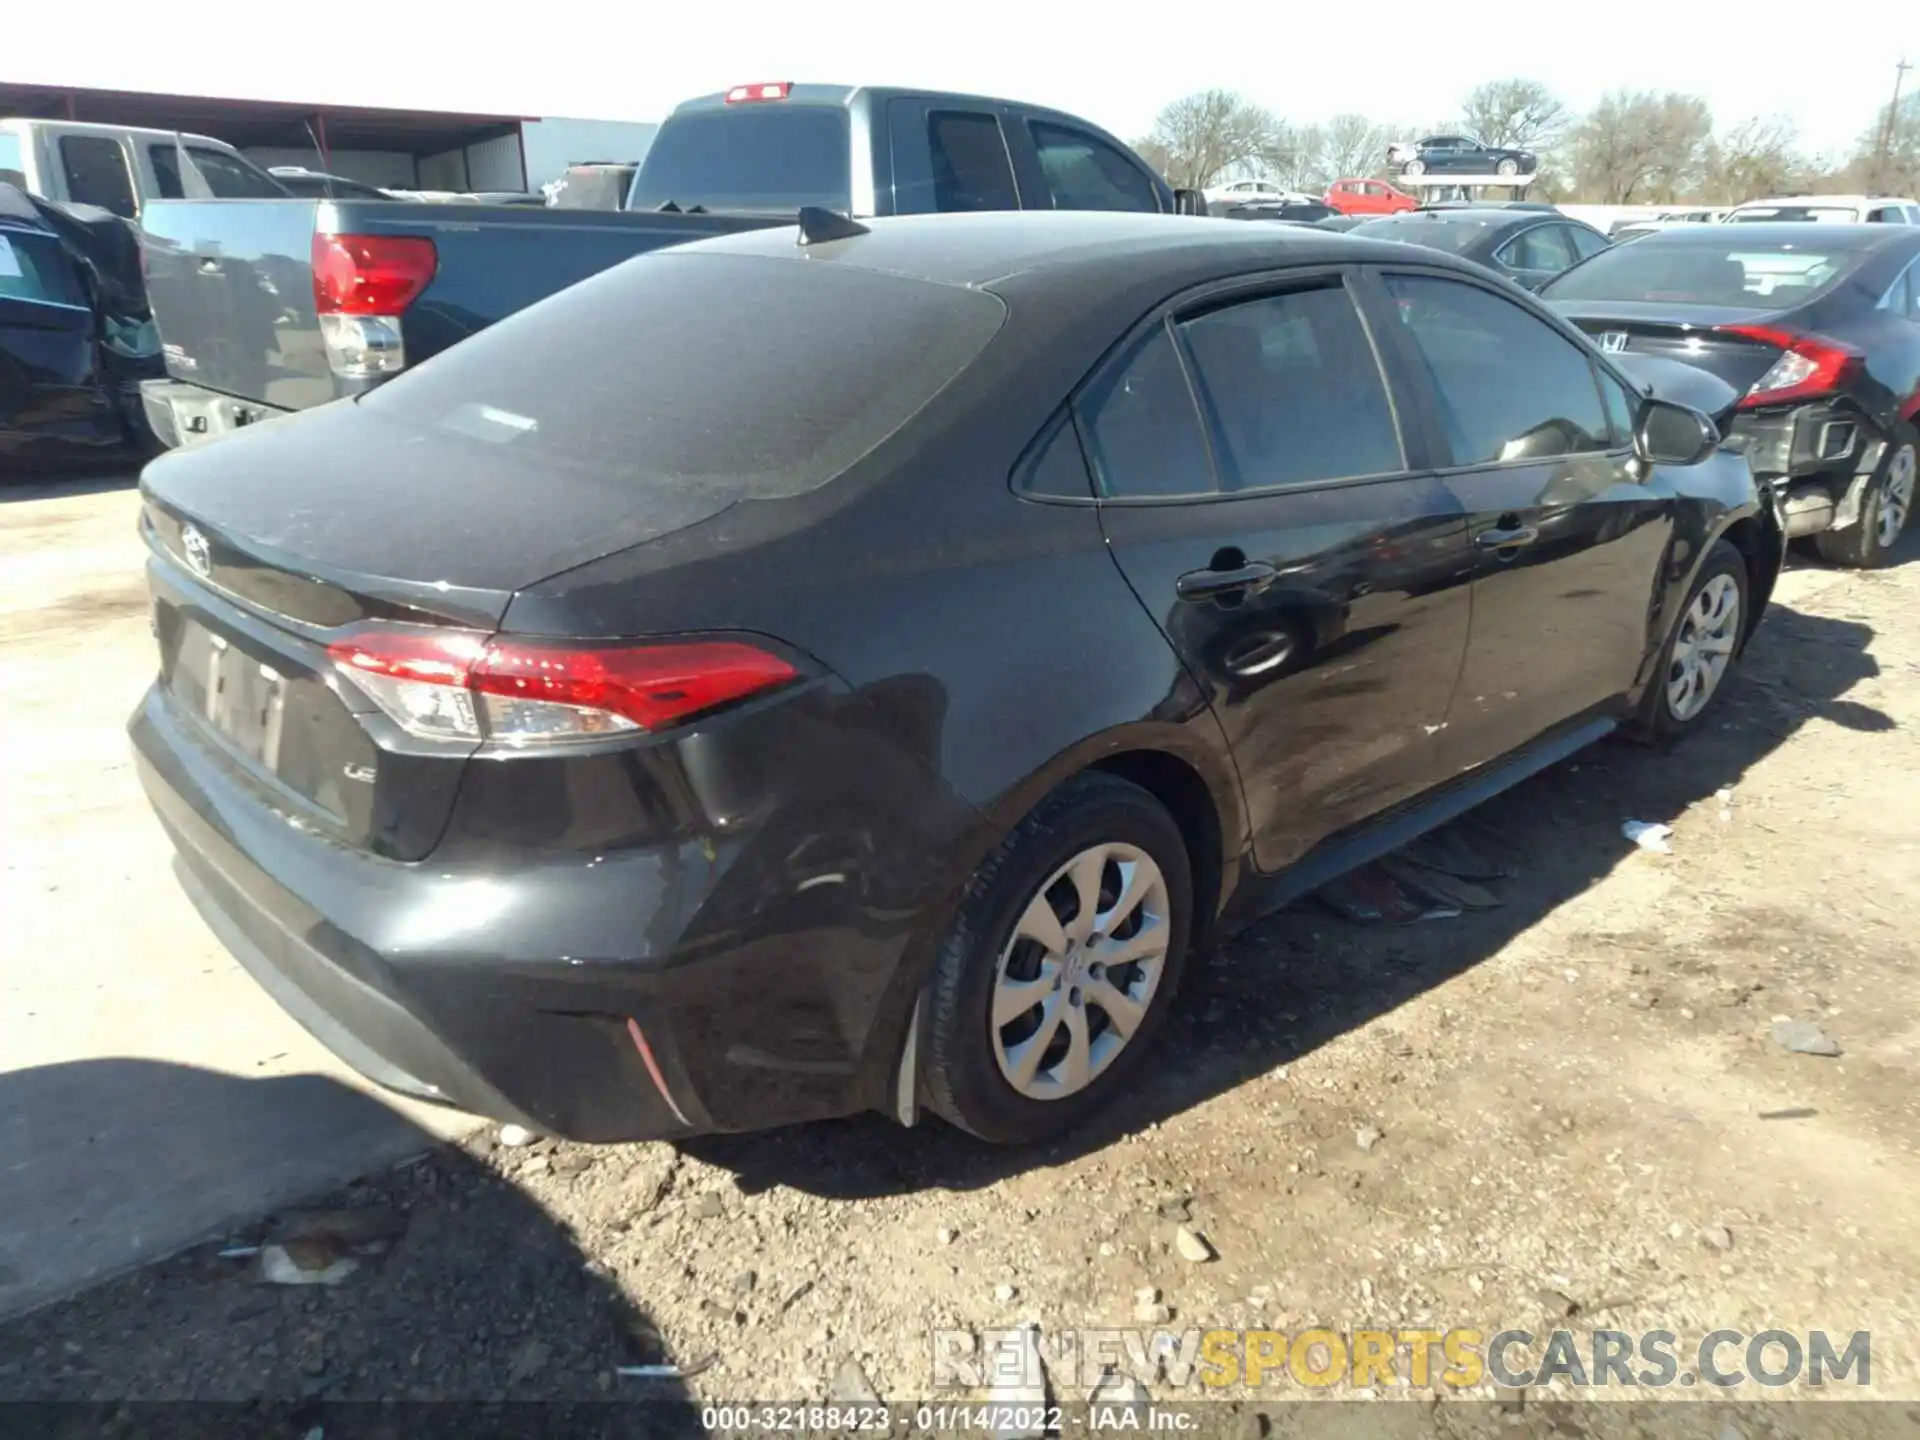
[139,199,783,417]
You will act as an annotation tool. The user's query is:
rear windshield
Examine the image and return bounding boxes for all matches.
[359,250,1006,497]
[1350,216,1493,253]
[1542,237,1861,306]
[628,106,851,214]
[0,229,87,307]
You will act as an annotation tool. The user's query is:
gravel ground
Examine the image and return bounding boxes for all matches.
[2,540,1917,1428]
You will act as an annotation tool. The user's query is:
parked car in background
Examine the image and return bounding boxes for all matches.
[1,183,159,467]
[1205,178,1294,206]
[1388,134,1538,177]
[1544,223,1920,567]
[268,167,398,200]
[138,82,1203,450]
[1223,198,1336,224]
[1324,177,1419,215]
[0,119,288,219]
[1724,195,1920,225]
[1350,207,1609,289]
[129,211,1778,1148]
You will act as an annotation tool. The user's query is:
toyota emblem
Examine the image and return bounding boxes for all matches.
[1598,331,1629,354]
[181,523,212,578]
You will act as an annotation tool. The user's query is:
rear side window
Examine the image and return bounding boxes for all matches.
[1178,283,1403,491]
[1077,325,1215,498]
[59,136,136,218]
[1029,123,1161,213]
[927,112,1019,212]
[0,132,24,189]
[628,107,851,213]
[360,251,1005,497]
[1499,224,1578,273]
[149,145,288,199]
[1384,273,1610,467]
[1566,226,1609,259]
[0,230,87,307]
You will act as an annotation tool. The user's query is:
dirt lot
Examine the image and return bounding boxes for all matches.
[2,475,1917,1424]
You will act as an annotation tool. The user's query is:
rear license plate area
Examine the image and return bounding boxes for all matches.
[171,618,288,772]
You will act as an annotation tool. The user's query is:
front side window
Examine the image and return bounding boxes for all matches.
[0,132,25,189]
[1566,226,1610,260]
[59,136,136,218]
[1029,122,1160,213]
[926,111,1018,212]
[1383,273,1611,466]
[1177,283,1403,492]
[1077,325,1215,499]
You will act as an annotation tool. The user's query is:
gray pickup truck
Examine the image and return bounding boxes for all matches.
[139,84,1204,449]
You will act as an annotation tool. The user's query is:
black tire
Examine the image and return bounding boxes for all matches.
[1496,158,1519,176]
[1814,438,1916,569]
[1632,538,1750,742]
[1403,159,1426,177]
[921,772,1192,1146]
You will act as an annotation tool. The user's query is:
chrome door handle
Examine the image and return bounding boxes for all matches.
[1175,561,1278,600]
[1476,525,1539,550]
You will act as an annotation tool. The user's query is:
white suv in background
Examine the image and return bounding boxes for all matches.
[1725,194,1920,224]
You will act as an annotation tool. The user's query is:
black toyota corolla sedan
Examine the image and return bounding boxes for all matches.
[131,212,1781,1148]
[1350,208,1611,292]
[1542,223,1920,567]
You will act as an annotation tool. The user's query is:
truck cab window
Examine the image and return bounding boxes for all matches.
[59,136,137,218]
[1028,122,1160,213]
[149,145,288,200]
[927,112,1019,212]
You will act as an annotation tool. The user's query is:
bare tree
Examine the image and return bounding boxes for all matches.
[1571,90,1713,203]
[1705,115,1805,203]
[1459,78,1568,152]
[1847,91,1920,196]
[1142,90,1282,189]
[1319,114,1392,184]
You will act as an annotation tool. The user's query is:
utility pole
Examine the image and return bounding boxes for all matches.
[1875,58,1912,194]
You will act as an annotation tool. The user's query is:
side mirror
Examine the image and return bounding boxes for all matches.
[1635,396,1719,466]
[1172,188,1208,217]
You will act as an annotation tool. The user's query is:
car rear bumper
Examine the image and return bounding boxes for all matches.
[1732,405,1885,537]
[140,379,290,451]
[130,678,957,1142]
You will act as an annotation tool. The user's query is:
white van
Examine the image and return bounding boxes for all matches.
[0,118,287,219]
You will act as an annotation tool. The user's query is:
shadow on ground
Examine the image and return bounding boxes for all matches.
[1,463,142,505]
[0,1060,685,1412]
[686,589,1889,1200]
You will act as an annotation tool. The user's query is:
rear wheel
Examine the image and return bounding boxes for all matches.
[1403,159,1426,177]
[1634,539,1748,741]
[1814,439,1915,569]
[1496,158,1520,176]
[922,773,1192,1146]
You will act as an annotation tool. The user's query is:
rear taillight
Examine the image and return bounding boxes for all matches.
[312,233,437,382]
[724,81,792,103]
[1716,324,1863,410]
[327,629,799,746]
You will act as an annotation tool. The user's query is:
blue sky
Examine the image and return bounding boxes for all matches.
[10,0,1910,160]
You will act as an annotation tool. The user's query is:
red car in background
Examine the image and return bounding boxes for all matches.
[1325,178,1420,215]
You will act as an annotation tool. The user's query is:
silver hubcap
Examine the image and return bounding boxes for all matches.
[1667,573,1741,722]
[990,843,1171,1101]
[1877,445,1915,549]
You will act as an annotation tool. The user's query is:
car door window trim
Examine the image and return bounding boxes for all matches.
[1076,266,1424,506]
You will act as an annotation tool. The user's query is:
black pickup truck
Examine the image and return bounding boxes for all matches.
[139,84,1202,448]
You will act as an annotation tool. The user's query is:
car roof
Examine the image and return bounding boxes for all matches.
[678,210,1474,290]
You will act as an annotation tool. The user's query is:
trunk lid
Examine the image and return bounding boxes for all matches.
[138,397,745,861]
[1552,301,1788,395]
[140,199,335,410]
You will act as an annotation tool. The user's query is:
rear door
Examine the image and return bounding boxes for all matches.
[1364,267,1677,772]
[1085,269,1473,872]
[0,224,117,448]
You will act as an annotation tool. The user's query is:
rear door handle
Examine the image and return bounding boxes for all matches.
[1176,561,1278,600]
[1476,525,1539,550]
